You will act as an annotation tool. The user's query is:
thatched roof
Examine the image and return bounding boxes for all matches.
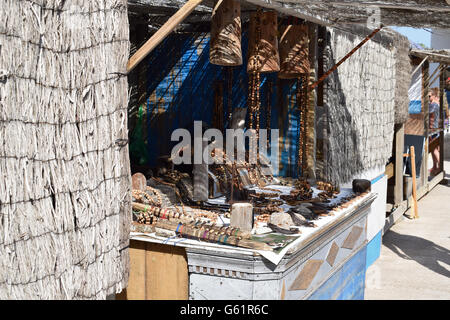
[384,29,413,124]
[129,0,450,28]
[323,25,397,184]
[0,0,131,299]
[247,0,450,28]
[410,49,450,65]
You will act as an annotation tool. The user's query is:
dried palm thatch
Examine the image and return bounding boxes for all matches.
[384,28,412,124]
[0,0,131,299]
[323,26,396,185]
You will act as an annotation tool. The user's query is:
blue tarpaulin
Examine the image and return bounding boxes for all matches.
[135,32,304,177]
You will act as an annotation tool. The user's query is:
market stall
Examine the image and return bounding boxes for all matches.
[118,0,409,300]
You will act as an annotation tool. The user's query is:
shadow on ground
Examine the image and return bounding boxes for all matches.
[383,230,450,278]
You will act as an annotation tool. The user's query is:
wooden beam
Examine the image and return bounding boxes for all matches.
[275,0,450,12]
[127,0,204,73]
[385,162,394,180]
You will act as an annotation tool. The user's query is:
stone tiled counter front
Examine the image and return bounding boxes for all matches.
[128,193,376,300]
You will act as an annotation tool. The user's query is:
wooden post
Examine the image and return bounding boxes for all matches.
[247,10,280,73]
[230,202,254,232]
[127,0,204,73]
[410,146,419,219]
[439,64,445,175]
[278,24,309,79]
[394,123,405,205]
[210,0,242,66]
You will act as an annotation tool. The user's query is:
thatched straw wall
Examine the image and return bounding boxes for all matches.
[385,28,412,124]
[323,26,396,185]
[0,0,131,299]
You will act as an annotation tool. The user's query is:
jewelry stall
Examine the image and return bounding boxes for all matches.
[117,0,406,300]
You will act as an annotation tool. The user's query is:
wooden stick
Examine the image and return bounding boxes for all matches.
[410,146,419,219]
[126,0,204,73]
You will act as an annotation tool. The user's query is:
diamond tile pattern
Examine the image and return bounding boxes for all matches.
[289,260,323,291]
[326,242,340,267]
[342,226,363,249]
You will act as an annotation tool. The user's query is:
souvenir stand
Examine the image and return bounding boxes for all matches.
[117,0,436,300]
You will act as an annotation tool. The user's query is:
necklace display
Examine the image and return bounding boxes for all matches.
[248,10,262,140]
[134,208,250,240]
[132,186,163,207]
[296,75,308,177]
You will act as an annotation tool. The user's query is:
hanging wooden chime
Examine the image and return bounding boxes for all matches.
[278,24,310,79]
[247,10,280,73]
[297,75,309,177]
[210,0,243,66]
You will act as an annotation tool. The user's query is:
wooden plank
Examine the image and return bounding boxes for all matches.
[394,124,405,205]
[127,0,204,73]
[428,171,445,191]
[385,162,394,180]
[116,240,147,300]
[116,240,188,300]
[145,242,189,300]
[384,200,407,234]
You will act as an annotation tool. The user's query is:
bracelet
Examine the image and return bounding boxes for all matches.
[207,229,213,241]
[176,223,182,234]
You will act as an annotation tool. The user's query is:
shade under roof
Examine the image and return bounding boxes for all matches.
[410,49,450,64]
